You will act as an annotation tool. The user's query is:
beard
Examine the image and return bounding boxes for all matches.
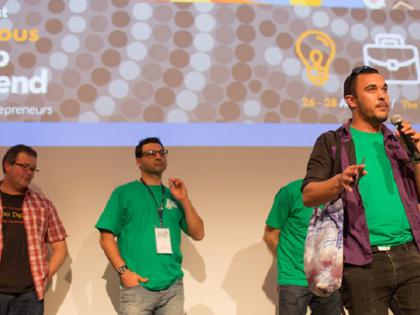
[371,113,388,124]
[141,162,167,176]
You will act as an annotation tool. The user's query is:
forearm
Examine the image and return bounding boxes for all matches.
[48,240,68,278]
[302,174,342,207]
[263,227,279,256]
[99,232,149,285]
[180,198,204,241]
[99,233,126,269]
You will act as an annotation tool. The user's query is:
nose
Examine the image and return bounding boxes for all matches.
[25,169,36,176]
[378,89,388,100]
[155,152,166,158]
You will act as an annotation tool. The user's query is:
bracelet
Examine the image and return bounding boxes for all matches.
[116,264,128,276]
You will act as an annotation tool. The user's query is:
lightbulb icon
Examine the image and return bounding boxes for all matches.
[295,30,336,87]
[289,0,322,6]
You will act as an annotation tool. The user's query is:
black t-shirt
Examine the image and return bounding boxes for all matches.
[0,191,34,294]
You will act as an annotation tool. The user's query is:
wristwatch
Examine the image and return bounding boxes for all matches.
[116,264,128,276]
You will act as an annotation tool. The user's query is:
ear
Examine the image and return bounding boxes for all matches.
[3,161,12,173]
[345,95,357,111]
[136,158,143,169]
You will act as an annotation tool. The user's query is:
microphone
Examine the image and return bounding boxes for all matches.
[390,114,420,161]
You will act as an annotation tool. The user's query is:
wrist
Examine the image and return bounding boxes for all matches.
[335,174,343,191]
[116,264,128,276]
[179,197,191,207]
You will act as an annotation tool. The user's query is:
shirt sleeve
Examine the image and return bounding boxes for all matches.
[265,184,293,230]
[46,199,67,243]
[302,132,335,191]
[95,188,124,236]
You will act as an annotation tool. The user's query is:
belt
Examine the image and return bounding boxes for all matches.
[371,240,415,253]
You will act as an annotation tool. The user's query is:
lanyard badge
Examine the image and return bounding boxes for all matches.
[141,179,173,254]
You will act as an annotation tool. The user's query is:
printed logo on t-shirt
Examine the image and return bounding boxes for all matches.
[165,199,178,210]
[1,206,24,224]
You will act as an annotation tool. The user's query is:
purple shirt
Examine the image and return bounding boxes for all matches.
[303,121,420,265]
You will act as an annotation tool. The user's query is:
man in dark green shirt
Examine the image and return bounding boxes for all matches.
[264,179,341,315]
[96,137,204,315]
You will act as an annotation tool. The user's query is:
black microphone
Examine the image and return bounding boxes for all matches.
[390,114,420,161]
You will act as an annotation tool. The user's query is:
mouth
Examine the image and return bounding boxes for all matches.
[376,103,389,111]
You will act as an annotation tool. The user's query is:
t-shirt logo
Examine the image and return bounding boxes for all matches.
[165,199,178,210]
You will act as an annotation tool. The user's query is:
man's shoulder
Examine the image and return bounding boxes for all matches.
[113,180,141,193]
[280,179,303,194]
[27,187,50,202]
[318,129,339,141]
[279,179,305,202]
[313,126,348,150]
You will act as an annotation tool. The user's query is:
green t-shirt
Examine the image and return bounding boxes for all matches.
[351,127,413,246]
[265,179,313,286]
[95,180,188,290]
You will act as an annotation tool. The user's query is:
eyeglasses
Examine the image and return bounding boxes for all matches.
[141,149,168,158]
[350,65,378,76]
[13,162,39,173]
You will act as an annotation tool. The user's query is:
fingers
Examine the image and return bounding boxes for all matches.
[168,178,183,185]
[399,122,419,141]
[137,274,149,283]
[340,164,366,191]
[168,178,185,189]
[121,270,149,287]
[168,178,188,201]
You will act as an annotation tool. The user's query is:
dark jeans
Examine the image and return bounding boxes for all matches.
[278,285,342,315]
[342,241,420,315]
[0,290,43,315]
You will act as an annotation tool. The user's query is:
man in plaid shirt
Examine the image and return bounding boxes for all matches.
[0,144,68,314]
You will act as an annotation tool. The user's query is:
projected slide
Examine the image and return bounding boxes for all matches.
[0,0,419,146]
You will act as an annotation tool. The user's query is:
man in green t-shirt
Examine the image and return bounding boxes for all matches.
[302,66,420,314]
[264,179,342,315]
[96,137,204,315]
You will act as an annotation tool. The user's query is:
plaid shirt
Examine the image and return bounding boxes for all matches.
[0,187,67,300]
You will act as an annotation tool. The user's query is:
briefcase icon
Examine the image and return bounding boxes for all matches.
[363,33,420,85]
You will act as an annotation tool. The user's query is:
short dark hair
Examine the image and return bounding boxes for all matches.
[343,65,379,98]
[135,137,164,158]
[2,144,37,173]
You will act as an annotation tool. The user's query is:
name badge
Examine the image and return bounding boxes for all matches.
[155,227,173,254]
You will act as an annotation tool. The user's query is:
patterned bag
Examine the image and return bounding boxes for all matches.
[304,198,344,297]
[304,130,345,297]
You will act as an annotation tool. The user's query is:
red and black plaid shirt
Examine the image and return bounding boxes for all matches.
[0,188,67,300]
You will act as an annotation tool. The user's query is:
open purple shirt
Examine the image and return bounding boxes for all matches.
[303,121,420,265]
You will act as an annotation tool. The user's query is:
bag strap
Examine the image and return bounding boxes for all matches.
[332,131,341,177]
[314,131,343,219]
[318,132,342,218]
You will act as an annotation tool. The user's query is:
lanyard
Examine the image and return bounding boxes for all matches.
[140,178,165,227]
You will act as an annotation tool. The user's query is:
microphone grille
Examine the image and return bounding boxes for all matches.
[390,114,403,126]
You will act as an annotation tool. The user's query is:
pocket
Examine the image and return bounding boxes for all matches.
[121,283,140,290]
[408,243,420,258]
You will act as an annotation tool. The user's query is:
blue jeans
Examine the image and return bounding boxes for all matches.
[0,290,43,315]
[119,279,184,315]
[342,241,420,315]
[278,285,342,315]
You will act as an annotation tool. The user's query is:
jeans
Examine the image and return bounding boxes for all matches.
[278,285,342,315]
[0,290,43,315]
[342,241,420,315]
[119,279,184,315]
